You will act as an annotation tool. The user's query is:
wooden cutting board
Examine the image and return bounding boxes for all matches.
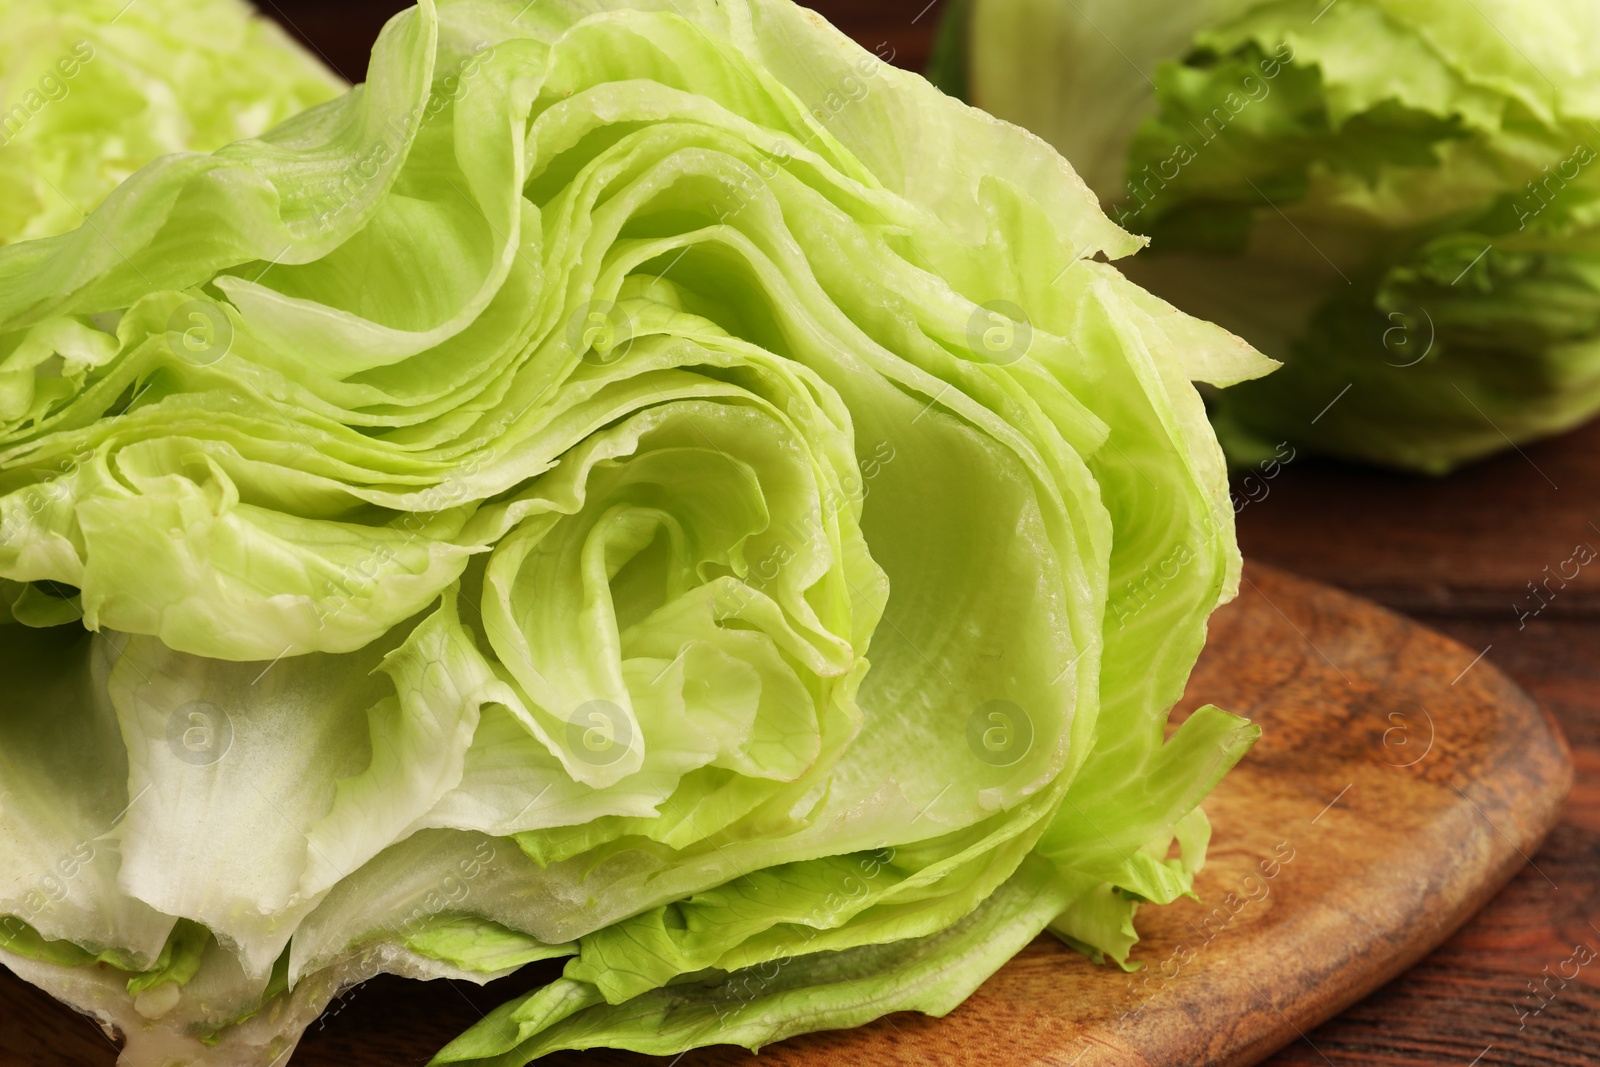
[0,562,1573,1067]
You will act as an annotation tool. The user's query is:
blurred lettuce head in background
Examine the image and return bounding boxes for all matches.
[0,0,1271,1064]
[937,0,1600,473]
[0,0,343,245]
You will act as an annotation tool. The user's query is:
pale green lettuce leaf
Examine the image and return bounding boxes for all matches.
[430,854,1078,1066]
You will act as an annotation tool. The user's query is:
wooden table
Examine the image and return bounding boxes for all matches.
[36,2,1600,1063]
[1231,423,1600,1067]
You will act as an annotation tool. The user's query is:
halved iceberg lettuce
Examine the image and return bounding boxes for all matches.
[0,1,1272,1063]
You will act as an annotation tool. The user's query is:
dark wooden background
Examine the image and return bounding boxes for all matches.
[7,2,1596,1064]
[256,0,955,82]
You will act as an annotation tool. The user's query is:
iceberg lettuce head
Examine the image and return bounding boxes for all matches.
[0,0,344,246]
[944,0,1600,472]
[0,1,1271,1064]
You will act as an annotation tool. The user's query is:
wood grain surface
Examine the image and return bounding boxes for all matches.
[1235,422,1600,619]
[0,564,1572,1066]
[1235,423,1600,1067]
